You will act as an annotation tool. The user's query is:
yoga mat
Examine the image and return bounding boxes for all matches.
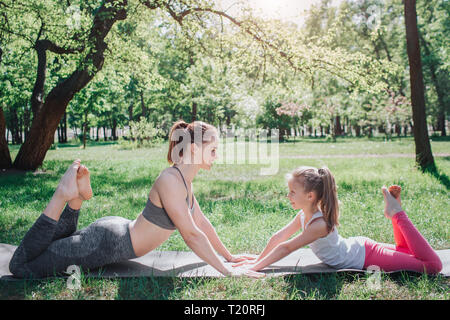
[0,243,448,281]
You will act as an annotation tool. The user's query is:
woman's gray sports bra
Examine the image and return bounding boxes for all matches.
[141,166,194,230]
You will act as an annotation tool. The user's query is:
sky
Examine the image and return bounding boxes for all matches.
[217,0,344,27]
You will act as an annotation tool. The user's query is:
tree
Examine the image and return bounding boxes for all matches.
[0,0,404,171]
[404,0,435,171]
[417,0,449,136]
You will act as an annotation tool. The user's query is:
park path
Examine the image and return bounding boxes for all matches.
[282,153,450,159]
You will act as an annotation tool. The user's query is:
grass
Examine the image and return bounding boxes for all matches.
[0,136,449,300]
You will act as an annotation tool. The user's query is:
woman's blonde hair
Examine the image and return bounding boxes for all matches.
[287,166,339,232]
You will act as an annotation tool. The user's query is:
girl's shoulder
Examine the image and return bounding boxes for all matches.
[306,217,329,238]
[306,210,327,229]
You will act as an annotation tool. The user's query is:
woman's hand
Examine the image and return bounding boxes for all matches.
[227,254,257,263]
[229,266,265,279]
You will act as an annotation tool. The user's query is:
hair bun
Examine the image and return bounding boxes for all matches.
[176,120,188,129]
[170,120,189,132]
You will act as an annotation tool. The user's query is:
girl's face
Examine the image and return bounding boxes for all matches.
[287,178,315,210]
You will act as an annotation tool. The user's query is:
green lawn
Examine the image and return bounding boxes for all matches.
[0,137,449,300]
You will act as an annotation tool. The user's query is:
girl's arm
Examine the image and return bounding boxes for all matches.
[255,214,302,262]
[191,195,254,262]
[249,218,328,272]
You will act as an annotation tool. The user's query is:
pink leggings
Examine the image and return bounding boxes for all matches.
[363,211,442,274]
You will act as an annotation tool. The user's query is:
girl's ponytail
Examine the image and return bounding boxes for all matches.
[318,167,339,232]
[288,166,339,233]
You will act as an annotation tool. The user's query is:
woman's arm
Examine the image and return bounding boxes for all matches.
[249,218,328,272]
[191,195,254,262]
[157,173,231,276]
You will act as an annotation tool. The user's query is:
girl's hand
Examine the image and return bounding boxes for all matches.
[227,254,256,263]
[229,266,265,279]
[232,260,258,269]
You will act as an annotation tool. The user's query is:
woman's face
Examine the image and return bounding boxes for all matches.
[196,133,219,170]
[287,178,314,210]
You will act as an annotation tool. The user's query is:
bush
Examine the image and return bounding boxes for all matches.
[125,117,164,149]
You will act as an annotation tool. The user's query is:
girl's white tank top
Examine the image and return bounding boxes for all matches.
[300,210,367,270]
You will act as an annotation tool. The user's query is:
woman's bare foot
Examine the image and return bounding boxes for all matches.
[77,164,93,200]
[55,160,81,202]
[382,186,403,219]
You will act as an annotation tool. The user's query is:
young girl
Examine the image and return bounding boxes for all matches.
[234,166,443,275]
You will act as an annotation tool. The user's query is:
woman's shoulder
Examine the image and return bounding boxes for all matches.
[154,168,182,191]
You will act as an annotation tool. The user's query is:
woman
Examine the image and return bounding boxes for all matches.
[9,120,263,279]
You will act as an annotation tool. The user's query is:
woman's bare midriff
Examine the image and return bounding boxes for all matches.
[128,215,174,257]
[128,169,181,257]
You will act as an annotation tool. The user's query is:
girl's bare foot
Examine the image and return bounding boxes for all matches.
[388,185,402,205]
[55,160,81,202]
[77,164,93,200]
[382,186,403,219]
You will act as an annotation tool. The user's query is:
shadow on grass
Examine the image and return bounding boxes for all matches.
[0,277,177,300]
[424,165,450,190]
[430,136,450,142]
[0,276,179,300]
[1,271,447,300]
[284,273,348,299]
[284,271,448,300]
[116,277,178,299]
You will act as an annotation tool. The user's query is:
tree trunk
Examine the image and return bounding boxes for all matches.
[192,101,197,122]
[355,125,361,137]
[83,110,88,149]
[61,111,67,143]
[112,118,117,141]
[437,112,446,137]
[12,0,128,170]
[10,106,21,144]
[23,106,31,141]
[30,40,49,117]
[140,91,147,119]
[57,124,62,143]
[128,102,134,122]
[0,107,12,169]
[334,116,342,136]
[404,0,435,171]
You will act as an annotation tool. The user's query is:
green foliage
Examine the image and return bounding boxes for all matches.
[128,116,163,148]
[256,99,290,138]
[0,0,447,160]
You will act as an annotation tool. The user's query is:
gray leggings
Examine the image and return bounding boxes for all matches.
[9,205,137,279]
